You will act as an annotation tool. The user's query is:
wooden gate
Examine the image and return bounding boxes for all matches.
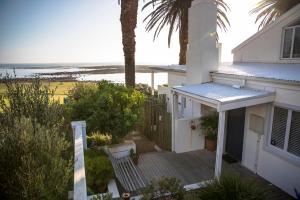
[142,95,172,151]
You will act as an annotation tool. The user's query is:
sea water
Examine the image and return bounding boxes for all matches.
[0,63,168,89]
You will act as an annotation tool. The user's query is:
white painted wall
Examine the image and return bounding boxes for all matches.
[168,72,186,87]
[212,74,300,198]
[174,116,204,153]
[186,0,218,84]
[232,5,300,64]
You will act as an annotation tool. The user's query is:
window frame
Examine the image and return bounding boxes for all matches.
[265,103,300,167]
[281,25,300,59]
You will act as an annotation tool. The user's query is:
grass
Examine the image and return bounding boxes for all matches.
[0,81,78,104]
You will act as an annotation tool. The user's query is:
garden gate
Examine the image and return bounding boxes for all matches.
[142,94,172,150]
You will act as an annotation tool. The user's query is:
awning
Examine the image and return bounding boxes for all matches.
[172,83,275,111]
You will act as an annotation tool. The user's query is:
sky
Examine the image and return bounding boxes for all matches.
[0,0,260,64]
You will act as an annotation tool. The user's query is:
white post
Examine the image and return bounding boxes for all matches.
[151,70,155,95]
[72,121,88,200]
[72,121,87,149]
[215,111,226,178]
[172,92,179,151]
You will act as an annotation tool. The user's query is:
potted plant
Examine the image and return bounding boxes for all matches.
[130,148,139,165]
[200,112,218,152]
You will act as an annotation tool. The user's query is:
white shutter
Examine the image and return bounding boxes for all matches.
[282,28,293,58]
[288,111,300,157]
[271,107,288,149]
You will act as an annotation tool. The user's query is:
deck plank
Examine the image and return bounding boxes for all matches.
[137,150,294,200]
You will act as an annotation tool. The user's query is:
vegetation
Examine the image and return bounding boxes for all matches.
[119,0,139,87]
[87,132,112,147]
[84,149,114,194]
[141,174,268,200]
[130,148,139,164]
[135,83,157,96]
[66,81,145,142]
[250,0,300,29]
[142,0,230,64]
[200,112,219,140]
[0,77,72,200]
[196,173,267,200]
[141,177,185,200]
[0,81,77,103]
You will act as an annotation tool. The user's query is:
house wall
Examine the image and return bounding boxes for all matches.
[186,0,218,84]
[168,72,186,87]
[174,116,204,153]
[232,5,300,64]
[212,74,300,198]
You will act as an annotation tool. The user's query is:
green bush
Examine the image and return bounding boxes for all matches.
[0,77,72,200]
[84,149,114,194]
[197,173,267,200]
[135,83,157,96]
[200,112,219,140]
[0,117,72,200]
[0,77,67,131]
[66,81,145,142]
[87,132,112,147]
[141,177,185,200]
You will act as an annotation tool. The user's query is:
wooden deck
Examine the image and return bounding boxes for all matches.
[137,150,294,200]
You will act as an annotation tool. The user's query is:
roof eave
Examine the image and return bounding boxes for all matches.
[211,71,300,86]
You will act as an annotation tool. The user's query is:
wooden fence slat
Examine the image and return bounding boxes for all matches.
[142,94,171,150]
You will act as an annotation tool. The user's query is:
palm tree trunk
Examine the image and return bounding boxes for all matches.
[120,0,138,87]
[178,1,191,65]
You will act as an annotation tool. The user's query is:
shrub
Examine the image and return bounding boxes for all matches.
[197,173,267,200]
[87,132,112,147]
[0,117,72,200]
[0,77,72,200]
[200,112,219,140]
[66,81,145,142]
[84,149,114,194]
[141,177,185,200]
[135,83,157,96]
[0,77,67,131]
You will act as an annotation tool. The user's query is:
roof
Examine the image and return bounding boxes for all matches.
[213,62,300,83]
[172,82,275,111]
[232,3,300,53]
[148,64,186,73]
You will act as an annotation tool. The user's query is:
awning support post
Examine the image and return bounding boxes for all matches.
[215,111,226,178]
[151,71,155,95]
[172,92,179,152]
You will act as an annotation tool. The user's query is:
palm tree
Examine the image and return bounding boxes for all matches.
[250,0,300,30]
[142,0,230,65]
[119,0,139,87]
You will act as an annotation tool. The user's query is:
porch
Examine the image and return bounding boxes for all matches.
[137,150,294,200]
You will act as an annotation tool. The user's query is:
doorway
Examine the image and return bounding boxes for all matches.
[225,107,246,162]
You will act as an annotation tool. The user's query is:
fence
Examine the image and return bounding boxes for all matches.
[142,94,172,150]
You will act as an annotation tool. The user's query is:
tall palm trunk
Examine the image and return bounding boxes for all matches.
[178,1,190,65]
[120,0,138,87]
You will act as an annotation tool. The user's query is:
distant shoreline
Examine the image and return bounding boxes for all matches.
[0,65,168,82]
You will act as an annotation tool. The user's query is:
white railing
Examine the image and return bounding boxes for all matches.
[72,121,87,200]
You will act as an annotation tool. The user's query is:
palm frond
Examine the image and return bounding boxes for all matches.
[250,0,300,29]
[142,0,230,46]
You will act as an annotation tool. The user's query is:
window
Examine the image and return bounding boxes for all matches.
[270,106,300,158]
[282,21,300,59]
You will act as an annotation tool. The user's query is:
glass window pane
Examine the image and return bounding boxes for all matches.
[292,27,300,58]
[271,107,288,149]
[282,28,293,58]
[288,111,300,157]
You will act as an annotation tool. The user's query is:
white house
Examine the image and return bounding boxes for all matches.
[156,0,300,198]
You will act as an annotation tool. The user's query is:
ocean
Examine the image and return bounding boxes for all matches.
[0,63,168,88]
